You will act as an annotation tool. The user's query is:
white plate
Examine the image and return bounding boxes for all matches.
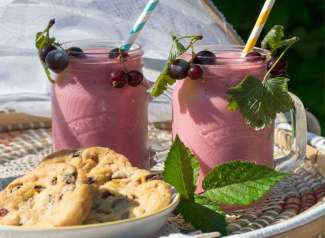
[0,190,180,238]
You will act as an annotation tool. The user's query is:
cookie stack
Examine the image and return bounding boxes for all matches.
[0,147,172,227]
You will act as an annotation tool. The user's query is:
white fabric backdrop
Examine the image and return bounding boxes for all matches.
[0,0,236,117]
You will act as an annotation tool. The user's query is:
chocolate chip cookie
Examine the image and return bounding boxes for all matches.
[0,162,91,227]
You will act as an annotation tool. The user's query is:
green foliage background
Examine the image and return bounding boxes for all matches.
[213,0,325,134]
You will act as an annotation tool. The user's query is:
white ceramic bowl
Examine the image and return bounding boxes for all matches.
[0,190,180,238]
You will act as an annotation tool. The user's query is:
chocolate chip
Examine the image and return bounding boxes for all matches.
[87,177,95,184]
[34,185,45,193]
[111,198,126,209]
[58,194,64,201]
[10,183,23,193]
[72,150,81,157]
[0,208,9,217]
[101,191,113,199]
[51,177,58,185]
[145,173,162,181]
[63,172,77,184]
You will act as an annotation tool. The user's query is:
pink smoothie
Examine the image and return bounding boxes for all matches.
[172,47,274,191]
[52,43,150,168]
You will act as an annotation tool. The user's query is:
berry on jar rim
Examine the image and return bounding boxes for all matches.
[187,64,203,80]
[245,51,265,62]
[193,50,216,65]
[267,58,287,76]
[109,71,128,88]
[127,70,144,87]
[67,47,86,58]
[169,59,190,79]
[108,48,120,59]
[45,49,69,73]
[39,45,57,63]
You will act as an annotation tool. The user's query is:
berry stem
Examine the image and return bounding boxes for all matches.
[263,37,298,83]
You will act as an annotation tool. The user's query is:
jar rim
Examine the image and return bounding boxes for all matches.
[184,44,271,65]
[61,39,143,56]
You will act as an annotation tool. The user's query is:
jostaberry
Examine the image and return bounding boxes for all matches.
[45,49,69,73]
[267,58,287,76]
[193,50,216,65]
[127,71,143,87]
[169,59,190,79]
[187,65,203,80]
[110,71,128,88]
[39,45,57,63]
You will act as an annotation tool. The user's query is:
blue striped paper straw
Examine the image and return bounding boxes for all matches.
[121,0,159,51]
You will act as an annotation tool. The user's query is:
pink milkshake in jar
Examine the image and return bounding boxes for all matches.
[172,45,273,191]
[52,40,150,168]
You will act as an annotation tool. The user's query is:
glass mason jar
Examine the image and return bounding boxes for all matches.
[172,45,306,191]
[52,40,150,169]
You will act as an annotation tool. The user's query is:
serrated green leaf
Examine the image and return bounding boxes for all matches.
[261,25,285,51]
[191,153,200,186]
[227,76,294,128]
[150,67,175,97]
[175,199,227,235]
[202,161,287,205]
[194,194,223,214]
[261,25,299,53]
[163,136,197,200]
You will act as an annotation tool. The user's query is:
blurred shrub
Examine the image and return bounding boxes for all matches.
[213,0,325,134]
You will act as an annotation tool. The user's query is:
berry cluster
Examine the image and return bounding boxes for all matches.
[108,48,144,88]
[39,46,85,73]
[109,70,143,88]
[168,50,217,81]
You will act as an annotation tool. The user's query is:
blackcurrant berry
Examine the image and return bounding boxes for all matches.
[193,50,216,65]
[188,65,203,80]
[67,47,86,58]
[169,59,190,79]
[45,49,69,73]
[267,58,287,76]
[108,48,120,59]
[39,45,57,63]
[127,71,144,87]
[246,51,265,62]
[110,71,128,88]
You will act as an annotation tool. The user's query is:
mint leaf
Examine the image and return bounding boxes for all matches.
[163,136,196,199]
[202,161,287,205]
[175,199,227,235]
[227,75,294,128]
[261,25,299,53]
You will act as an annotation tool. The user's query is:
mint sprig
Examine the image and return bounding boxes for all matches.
[150,34,202,97]
[163,137,287,234]
[35,19,61,83]
[227,25,298,129]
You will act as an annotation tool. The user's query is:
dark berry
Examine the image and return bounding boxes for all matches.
[0,208,9,217]
[169,59,190,79]
[127,71,143,87]
[193,50,216,65]
[188,64,203,80]
[67,47,86,58]
[45,49,69,73]
[109,48,120,59]
[267,58,287,76]
[246,51,265,62]
[110,71,128,88]
[39,45,57,63]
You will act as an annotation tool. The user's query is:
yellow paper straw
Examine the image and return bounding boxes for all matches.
[241,0,276,57]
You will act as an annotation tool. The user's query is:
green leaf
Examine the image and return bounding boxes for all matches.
[261,25,299,53]
[194,194,223,213]
[175,199,227,235]
[163,135,197,200]
[227,75,294,128]
[202,160,287,205]
[150,67,176,97]
[191,153,200,186]
[261,25,284,51]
